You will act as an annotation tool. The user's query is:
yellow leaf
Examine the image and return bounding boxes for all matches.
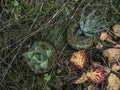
[107,73,120,90]
[86,67,105,83]
[112,24,120,37]
[70,50,86,69]
[73,73,88,84]
[112,63,120,71]
[87,85,99,90]
[103,48,120,63]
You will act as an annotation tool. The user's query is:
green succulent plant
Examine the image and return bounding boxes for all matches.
[76,11,104,36]
[67,10,105,49]
[23,41,56,74]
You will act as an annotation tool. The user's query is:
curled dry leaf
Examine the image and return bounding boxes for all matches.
[73,73,88,84]
[112,63,120,71]
[100,32,117,44]
[107,73,120,90]
[100,32,110,41]
[87,85,99,90]
[114,44,120,48]
[86,67,106,83]
[112,24,120,37]
[69,50,86,69]
[103,48,120,63]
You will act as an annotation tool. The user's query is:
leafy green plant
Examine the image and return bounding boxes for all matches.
[44,73,51,82]
[5,0,22,20]
[43,71,62,90]
[67,10,106,49]
[23,42,53,74]
[75,10,104,37]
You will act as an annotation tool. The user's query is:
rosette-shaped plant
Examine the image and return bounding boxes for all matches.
[67,10,105,50]
[69,50,86,69]
[23,41,57,74]
[86,67,106,83]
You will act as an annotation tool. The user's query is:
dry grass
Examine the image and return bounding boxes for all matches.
[0,0,120,90]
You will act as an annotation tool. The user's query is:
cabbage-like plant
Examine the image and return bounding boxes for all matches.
[67,10,105,49]
[23,41,57,74]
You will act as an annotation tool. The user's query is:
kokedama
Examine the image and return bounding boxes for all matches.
[23,41,57,74]
[67,10,105,50]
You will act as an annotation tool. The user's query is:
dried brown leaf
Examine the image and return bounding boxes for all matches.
[112,24,120,37]
[107,73,120,90]
[103,48,120,63]
[73,73,88,84]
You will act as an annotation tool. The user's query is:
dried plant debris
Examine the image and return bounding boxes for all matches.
[107,73,120,90]
[114,44,120,48]
[100,32,117,44]
[112,24,120,37]
[112,63,120,71]
[87,85,99,90]
[103,48,120,63]
[73,73,88,84]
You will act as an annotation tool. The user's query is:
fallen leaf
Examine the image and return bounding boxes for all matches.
[92,63,111,74]
[100,32,117,44]
[103,48,120,63]
[86,67,106,83]
[87,85,99,90]
[112,63,120,71]
[112,24,120,37]
[107,73,120,90]
[114,44,120,48]
[70,50,86,69]
[73,73,88,84]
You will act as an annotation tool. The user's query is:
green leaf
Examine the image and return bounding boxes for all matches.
[34,65,41,74]
[34,46,43,53]
[14,0,19,6]
[23,51,34,59]
[40,60,48,69]
[32,56,38,61]
[44,86,51,90]
[33,41,39,47]
[44,74,51,81]
[46,50,53,57]
[78,10,104,37]
[14,13,19,20]
[31,56,41,64]
[57,69,62,74]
